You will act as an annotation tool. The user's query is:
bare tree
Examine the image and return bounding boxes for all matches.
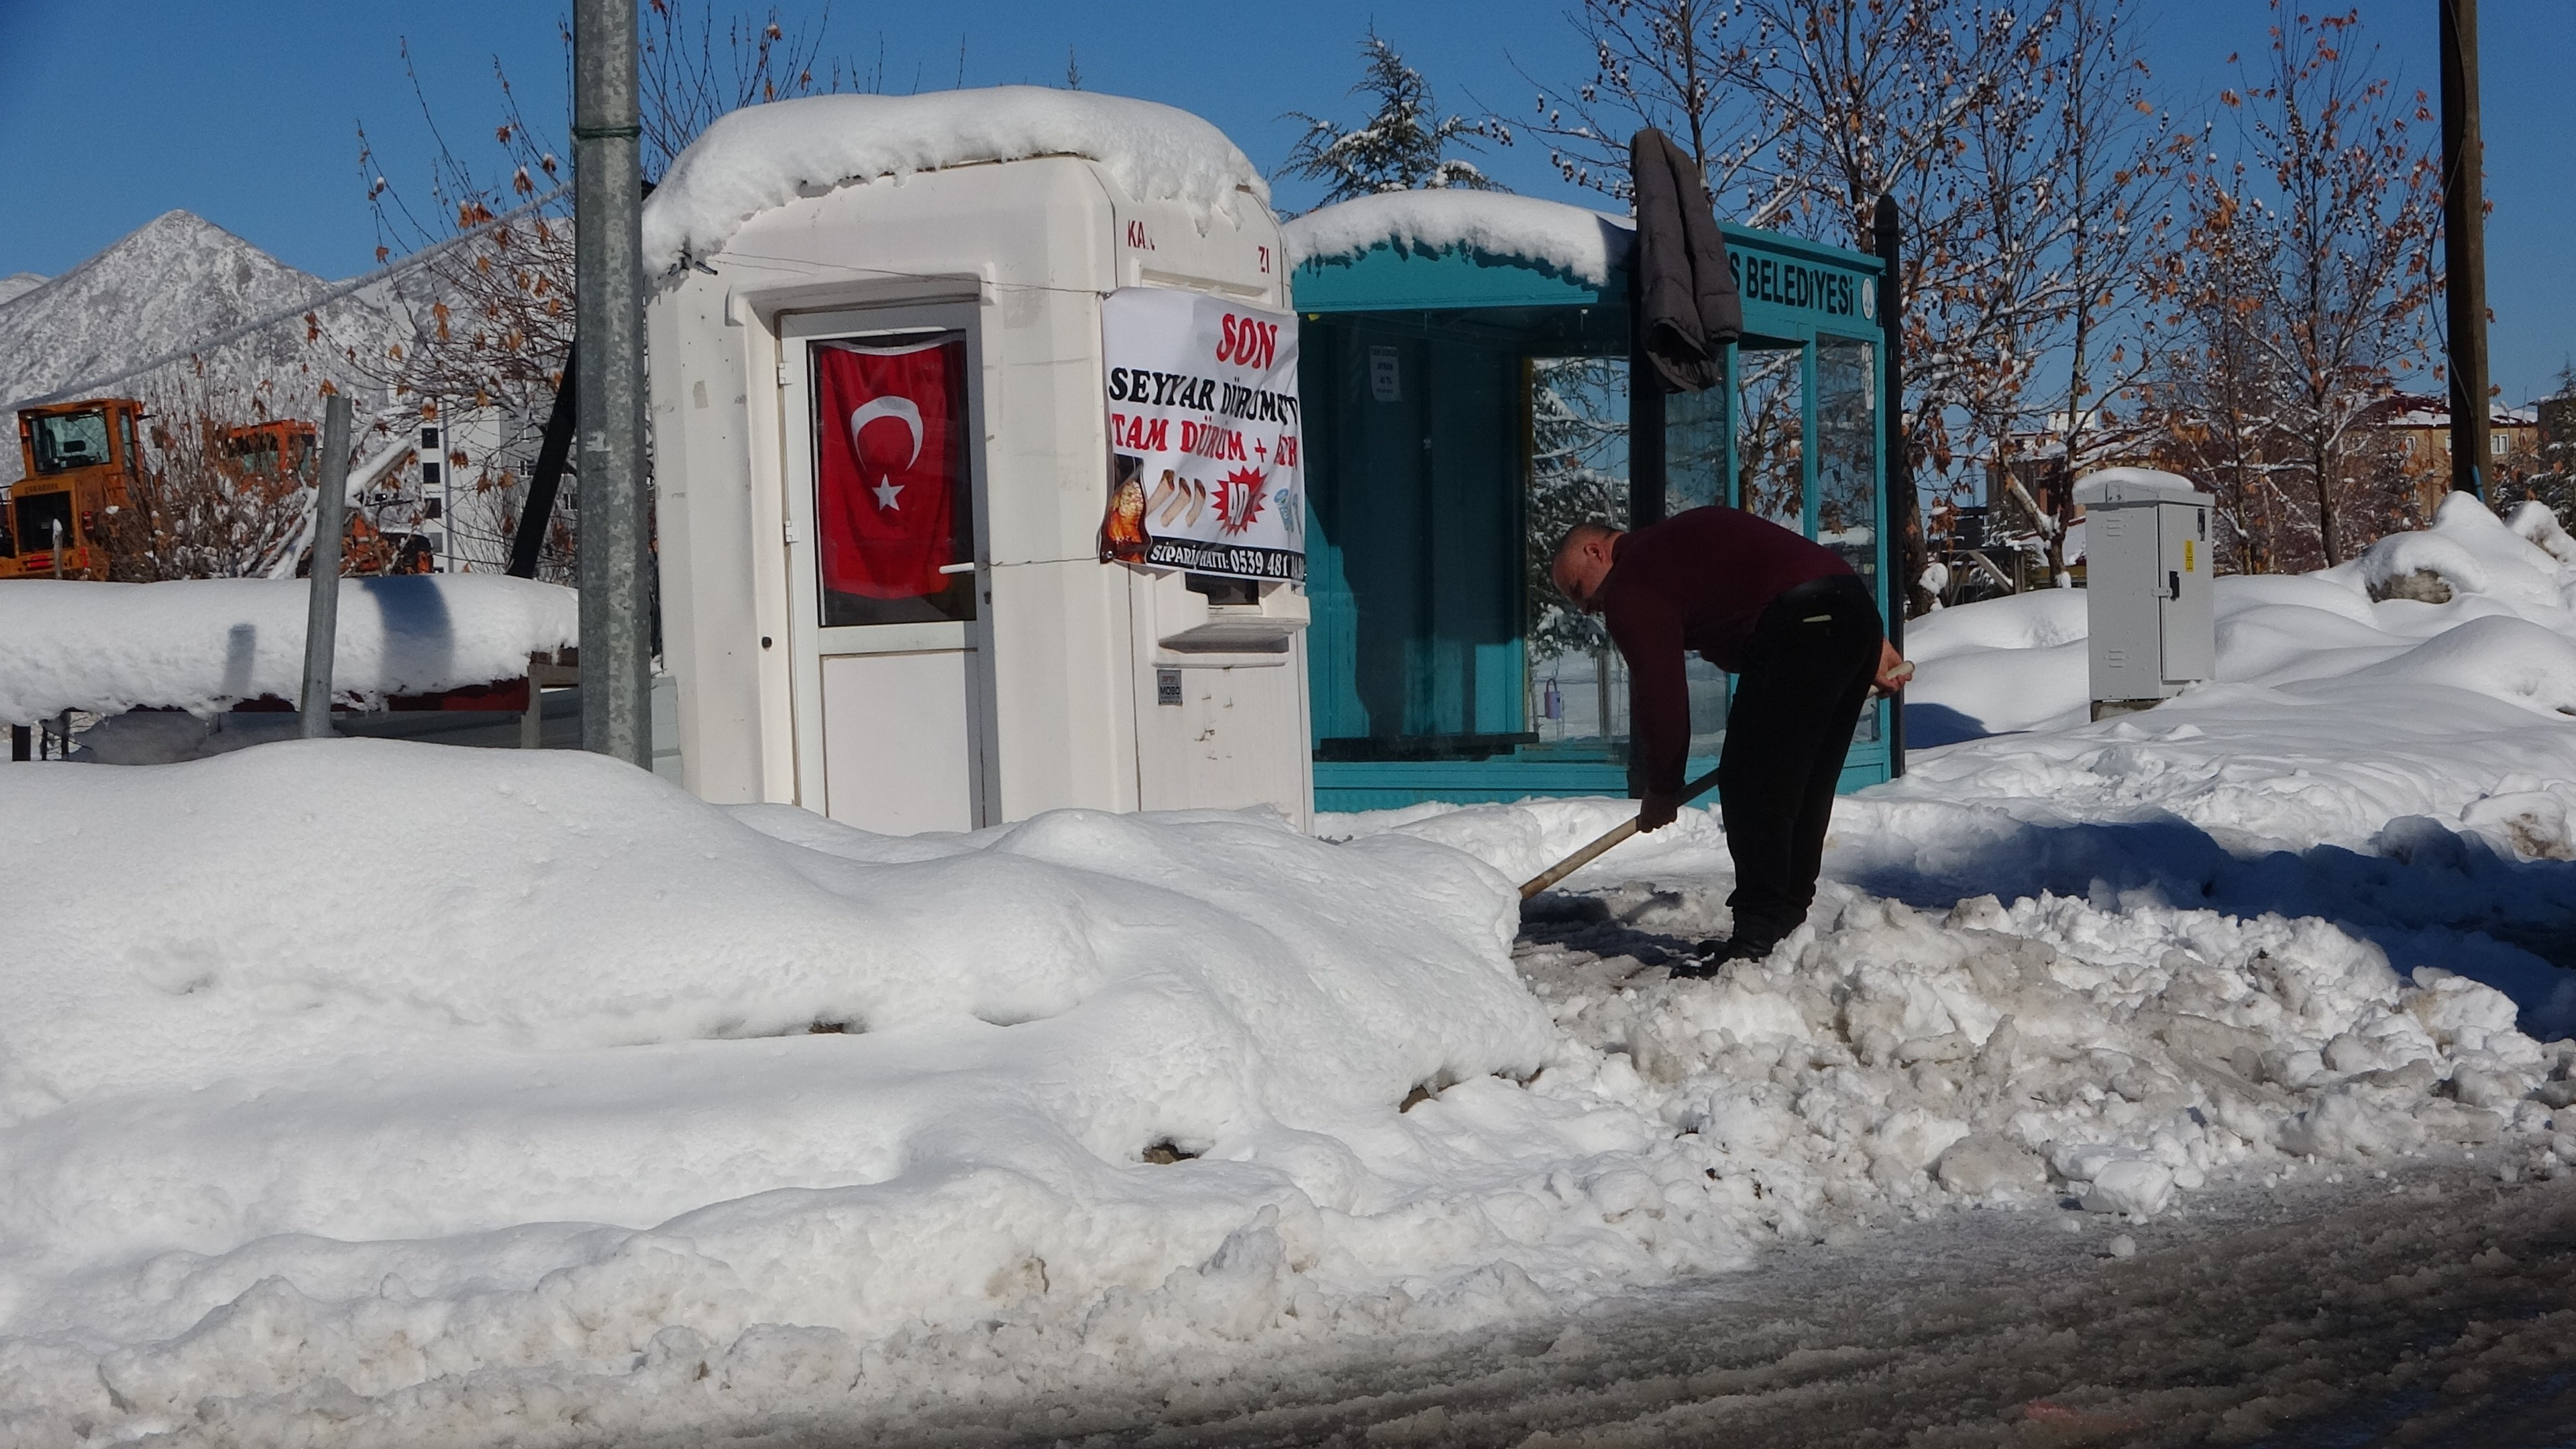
[2145,198,2296,572]
[2022,0,2186,584]
[2245,6,2440,566]
[1519,2,2171,612]
[639,1,851,182]
[2141,3,2438,570]
[1518,0,1762,199]
[337,5,855,581]
[103,367,319,581]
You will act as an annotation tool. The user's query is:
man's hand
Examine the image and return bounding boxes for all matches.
[1874,640,1915,694]
[1636,790,1680,833]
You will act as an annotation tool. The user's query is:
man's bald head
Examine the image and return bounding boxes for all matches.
[1549,521,1624,612]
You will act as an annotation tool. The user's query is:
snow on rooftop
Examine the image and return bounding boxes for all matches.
[1284,191,1635,286]
[641,88,1269,274]
[0,575,577,720]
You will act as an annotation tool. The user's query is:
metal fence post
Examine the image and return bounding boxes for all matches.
[298,394,354,736]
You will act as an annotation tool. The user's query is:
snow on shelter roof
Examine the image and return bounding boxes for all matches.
[1284,191,1635,288]
[641,89,1269,275]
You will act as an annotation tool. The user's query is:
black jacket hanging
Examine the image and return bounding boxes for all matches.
[1629,127,1742,394]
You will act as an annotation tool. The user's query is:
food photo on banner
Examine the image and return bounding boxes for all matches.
[1096,288,1304,585]
[813,335,976,625]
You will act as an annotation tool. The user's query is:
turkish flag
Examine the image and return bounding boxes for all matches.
[814,338,964,598]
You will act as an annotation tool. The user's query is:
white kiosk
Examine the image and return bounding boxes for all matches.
[645,91,1312,832]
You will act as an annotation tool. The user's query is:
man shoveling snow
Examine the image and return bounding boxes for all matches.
[1550,507,1911,969]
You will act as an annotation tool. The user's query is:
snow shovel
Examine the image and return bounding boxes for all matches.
[1517,762,1724,900]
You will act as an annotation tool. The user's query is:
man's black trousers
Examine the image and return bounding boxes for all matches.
[1715,574,1883,951]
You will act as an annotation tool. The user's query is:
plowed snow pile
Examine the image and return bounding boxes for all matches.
[0,745,1729,1446]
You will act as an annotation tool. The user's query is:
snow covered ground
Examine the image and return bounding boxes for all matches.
[0,744,1726,1446]
[3,496,2574,1445]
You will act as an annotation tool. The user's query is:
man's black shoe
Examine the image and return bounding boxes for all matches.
[1690,928,1772,964]
[1672,935,1774,978]
[1667,955,1721,981]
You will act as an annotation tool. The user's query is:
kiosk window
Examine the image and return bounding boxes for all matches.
[809,333,976,627]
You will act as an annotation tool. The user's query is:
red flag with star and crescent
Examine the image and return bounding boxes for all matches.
[814,338,964,598]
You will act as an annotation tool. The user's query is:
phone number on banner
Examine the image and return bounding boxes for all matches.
[1144,539,1307,582]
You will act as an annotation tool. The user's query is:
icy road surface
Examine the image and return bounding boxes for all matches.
[735,1170,2576,1448]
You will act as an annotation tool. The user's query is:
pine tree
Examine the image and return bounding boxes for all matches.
[1281,32,1501,205]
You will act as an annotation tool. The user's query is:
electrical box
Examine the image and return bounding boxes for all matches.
[2074,468,2213,719]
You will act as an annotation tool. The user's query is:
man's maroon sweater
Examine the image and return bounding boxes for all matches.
[1595,506,1851,796]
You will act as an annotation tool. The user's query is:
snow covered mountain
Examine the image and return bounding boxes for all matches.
[0,212,390,486]
[0,272,44,307]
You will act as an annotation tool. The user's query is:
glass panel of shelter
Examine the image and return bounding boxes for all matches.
[1525,350,1628,756]
[1305,304,1621,763]
[1813,333,1882,745]
[1305,308,1879,771]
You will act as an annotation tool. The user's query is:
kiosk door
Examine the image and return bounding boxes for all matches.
[780,307,991,833]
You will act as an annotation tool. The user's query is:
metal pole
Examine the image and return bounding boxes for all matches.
[574,0,652,766]
[2440,0,2489,499]
[298,393,354,736]
[1873,194,1910,776]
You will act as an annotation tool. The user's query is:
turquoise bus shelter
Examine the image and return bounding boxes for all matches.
[1290,201,1895,814]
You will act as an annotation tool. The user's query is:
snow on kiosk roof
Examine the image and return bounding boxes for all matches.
[642,89,1271,276]
[647,88,1312,837]
[1284,191,1898,812]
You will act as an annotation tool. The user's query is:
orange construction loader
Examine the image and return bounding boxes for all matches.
[6,398,144,580]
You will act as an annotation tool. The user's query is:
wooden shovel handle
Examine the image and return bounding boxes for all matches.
[1516,762,1726,900]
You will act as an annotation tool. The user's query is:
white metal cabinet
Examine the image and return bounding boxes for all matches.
[2076,468,2214,718]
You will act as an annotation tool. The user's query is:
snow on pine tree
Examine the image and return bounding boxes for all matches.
[1281,31,1502,205]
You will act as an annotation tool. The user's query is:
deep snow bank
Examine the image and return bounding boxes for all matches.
[0,575,576,720]
[0,742,1735,1445]
[1905,492,2576,743]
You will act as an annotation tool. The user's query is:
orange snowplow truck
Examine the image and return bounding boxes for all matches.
[5,398,143,580]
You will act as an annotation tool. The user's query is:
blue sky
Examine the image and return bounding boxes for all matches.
[2,1,2569,399]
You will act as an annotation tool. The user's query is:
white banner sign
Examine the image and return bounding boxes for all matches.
[1095,287,1303,584]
